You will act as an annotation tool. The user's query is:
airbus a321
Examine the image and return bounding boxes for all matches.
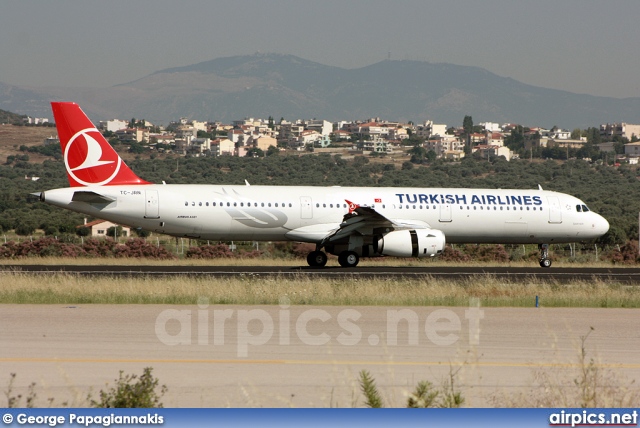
[38,102,610,268]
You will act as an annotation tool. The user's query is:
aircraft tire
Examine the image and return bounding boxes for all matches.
[338,251,359,268]
[539,258,552,268]
[307,250,328,267]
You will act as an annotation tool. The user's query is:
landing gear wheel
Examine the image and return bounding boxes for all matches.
[338,250,359,268]
[538,243,552,268]
[307,250,328,267]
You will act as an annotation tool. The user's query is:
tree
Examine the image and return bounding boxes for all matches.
[462,116,473,136]
[266,145,279,156]
[504,125,525,151]
[133,228,151,238]
[76,226,91,237]
[462,115,474,153]
[15,221,36,236]
[586,127,602,145]
[571,128,582,140]
[107,226,124,239]
[245,147,264,157]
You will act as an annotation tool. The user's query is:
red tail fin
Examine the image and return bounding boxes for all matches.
[51,102,150,187]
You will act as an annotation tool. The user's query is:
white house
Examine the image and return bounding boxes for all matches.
[78,219,130,238]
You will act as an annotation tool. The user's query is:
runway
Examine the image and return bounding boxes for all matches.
[2,264,640,283]
[1,305,638,407]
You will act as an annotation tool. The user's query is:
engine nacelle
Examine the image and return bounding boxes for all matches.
[376,229,445,258]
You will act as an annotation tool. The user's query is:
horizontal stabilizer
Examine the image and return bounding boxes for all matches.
[72,191,115,203]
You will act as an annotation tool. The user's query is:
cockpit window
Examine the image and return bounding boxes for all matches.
[576,204,590,213]
[582,205,589,212]
[576,205,582,212]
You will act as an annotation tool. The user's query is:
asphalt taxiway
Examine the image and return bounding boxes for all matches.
[1,305,638,407]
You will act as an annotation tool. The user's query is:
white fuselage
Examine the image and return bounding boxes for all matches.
[42,184,609,245]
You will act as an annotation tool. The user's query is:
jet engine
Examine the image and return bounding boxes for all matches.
[375,229,445,258]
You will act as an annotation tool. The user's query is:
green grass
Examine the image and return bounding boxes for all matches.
[0,272,639,307]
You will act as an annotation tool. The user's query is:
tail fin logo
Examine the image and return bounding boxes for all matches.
[64,128,122,186]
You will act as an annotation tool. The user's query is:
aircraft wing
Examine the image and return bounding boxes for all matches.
[320,203,430,245]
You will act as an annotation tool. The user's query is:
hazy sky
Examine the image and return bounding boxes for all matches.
[2,1,640,98]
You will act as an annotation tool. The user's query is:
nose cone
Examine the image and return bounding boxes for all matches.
[594,214,609,237]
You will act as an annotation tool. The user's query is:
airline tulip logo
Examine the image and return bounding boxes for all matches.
[64,128,122,186]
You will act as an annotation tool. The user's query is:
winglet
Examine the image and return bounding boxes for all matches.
[51,102,151,187]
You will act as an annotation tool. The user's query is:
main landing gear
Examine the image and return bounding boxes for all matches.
[539,243,552,268]
[337,250,359,268]
[307,250,328,267]
[306,250,360,268]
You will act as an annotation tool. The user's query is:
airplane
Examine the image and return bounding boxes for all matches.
[37,102,610,268]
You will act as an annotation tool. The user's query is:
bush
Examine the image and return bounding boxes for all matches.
[185,243,262,259]
[604,240,639,265]
[114,238,175,259]
[186,244,235,259]
[89,367,166,408]
[358,367,464,408]
[0,237,174,259]
[0,237,85,258]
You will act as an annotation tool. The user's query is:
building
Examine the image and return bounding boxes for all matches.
[78,219,130,238]
[101,119,128,133]
[24,117,49,125]
[189,138,211,154]
[253,136,278,151]
[305,120,333,137]
[332,130,352,141]
[547,128,571,140]
[548,139,587,150]
[115,128,148,143]
[487,132,504,146]
[624,142,640,157]
[210,138,235,156]
[480,122,501,132]
[359,140,391,153]
[415,121,447,139]
[387,127,409,141]
[472,145,512,161]
[43,136,59,146]
[601,123,640,140]
[424,137,465,158]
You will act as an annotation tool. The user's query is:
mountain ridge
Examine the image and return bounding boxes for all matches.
[1,53,639,129]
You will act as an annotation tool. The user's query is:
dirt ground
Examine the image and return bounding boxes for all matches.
[0,124,58,163]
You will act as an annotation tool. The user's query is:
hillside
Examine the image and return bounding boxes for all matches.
[0,108,26,125]
[2,53,640,128]
[0,125,58,163]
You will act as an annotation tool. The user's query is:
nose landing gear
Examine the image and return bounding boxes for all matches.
[539,244,552,268]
